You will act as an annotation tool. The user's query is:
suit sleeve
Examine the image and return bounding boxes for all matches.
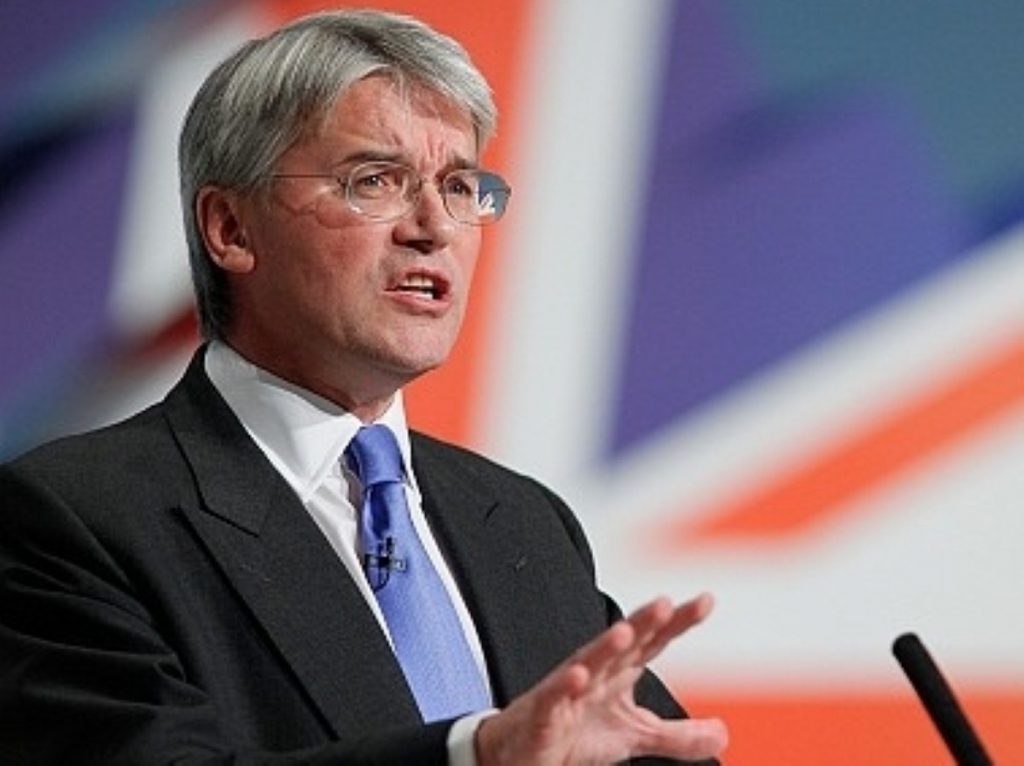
[0,463,450,766]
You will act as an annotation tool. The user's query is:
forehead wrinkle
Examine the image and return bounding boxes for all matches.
[312,77,476,172]
[380,88,475,171]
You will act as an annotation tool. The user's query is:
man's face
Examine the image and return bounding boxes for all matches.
[219,76,483,417]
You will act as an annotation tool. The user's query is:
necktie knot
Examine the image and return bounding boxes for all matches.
[346,425,404,489]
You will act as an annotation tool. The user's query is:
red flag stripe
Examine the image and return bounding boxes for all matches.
[665,334,1024,543]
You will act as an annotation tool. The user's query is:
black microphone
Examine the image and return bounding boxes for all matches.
[892,632,993,766]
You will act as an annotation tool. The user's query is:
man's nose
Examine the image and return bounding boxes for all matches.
[393,182,457,251]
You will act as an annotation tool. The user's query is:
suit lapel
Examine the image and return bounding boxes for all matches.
[411,434,555,705]
[163,352,421,736]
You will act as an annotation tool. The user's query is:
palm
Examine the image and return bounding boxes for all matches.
[545,671,657,764]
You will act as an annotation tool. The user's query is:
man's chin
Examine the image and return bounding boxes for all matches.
[385,332,459,376]
[372,346,452,384]
[390,354,449,381]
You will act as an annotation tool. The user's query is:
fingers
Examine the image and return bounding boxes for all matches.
[553,620,635,701]
[634,592,714,667]
[530,653,592,711]
[607,593,714,678]
[561,593,714,695]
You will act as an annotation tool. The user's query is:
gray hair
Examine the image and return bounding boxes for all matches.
[178,9,497,339]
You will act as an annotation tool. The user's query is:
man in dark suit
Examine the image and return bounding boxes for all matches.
[0,10,726,765]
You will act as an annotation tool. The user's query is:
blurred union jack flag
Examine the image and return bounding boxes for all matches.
[2,1,1022,762]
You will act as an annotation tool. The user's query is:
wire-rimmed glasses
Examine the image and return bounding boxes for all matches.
[272,160,511,226]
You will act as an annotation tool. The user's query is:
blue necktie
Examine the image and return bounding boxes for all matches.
[345,424,491,722]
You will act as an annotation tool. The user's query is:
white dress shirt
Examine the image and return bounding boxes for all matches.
[204,341,494,764]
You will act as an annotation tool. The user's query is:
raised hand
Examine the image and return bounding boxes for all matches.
[475,593,727,766]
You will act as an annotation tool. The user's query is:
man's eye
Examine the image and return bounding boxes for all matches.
[444,173,477,197]
[359,174,388,188]
[351,167,403,196]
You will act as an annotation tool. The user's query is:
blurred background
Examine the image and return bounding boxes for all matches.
[2,0,1022,761]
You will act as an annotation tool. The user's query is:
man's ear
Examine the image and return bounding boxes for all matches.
[196,186,255,274]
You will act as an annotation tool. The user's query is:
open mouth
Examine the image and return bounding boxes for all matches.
[390,272,450,301]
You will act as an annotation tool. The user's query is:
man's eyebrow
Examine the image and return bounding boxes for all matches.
[447,156,479,171]
[330,150,480,172]
[331,149,403,167]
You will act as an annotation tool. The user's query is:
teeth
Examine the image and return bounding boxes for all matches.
[398,274,441,298]
[401,274,435,289]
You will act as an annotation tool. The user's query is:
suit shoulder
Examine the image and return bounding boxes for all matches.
[409,430,583,539]
[410,430,546,492]
[2,402,180,503]
[7,403,167,468]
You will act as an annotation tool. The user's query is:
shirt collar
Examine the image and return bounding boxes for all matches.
[204,340,415,502]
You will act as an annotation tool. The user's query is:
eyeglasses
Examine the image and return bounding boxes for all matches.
[271,160,511,226]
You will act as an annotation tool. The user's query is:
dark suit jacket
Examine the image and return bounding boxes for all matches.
[0,350,711,765]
